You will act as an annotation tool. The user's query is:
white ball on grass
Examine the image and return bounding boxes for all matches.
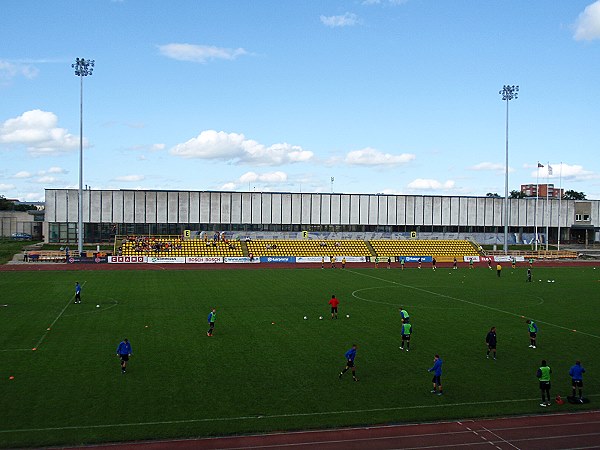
[319,316,323,320]
[346,314,350,318]
[303,316,307,320]
[96,304,100,308]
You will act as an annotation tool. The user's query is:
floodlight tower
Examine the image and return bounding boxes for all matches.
[72,57,94,256]
[499,84,519,254]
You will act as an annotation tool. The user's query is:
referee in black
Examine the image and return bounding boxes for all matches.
[486,326,497,360]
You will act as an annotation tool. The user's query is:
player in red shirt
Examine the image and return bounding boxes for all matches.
[329,295,340,319]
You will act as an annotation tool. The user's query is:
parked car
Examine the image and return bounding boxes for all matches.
[11,232,33,240]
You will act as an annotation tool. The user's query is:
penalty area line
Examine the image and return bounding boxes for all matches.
[0,395,593,435]
[346,270,600,340]
[33,281,87,351]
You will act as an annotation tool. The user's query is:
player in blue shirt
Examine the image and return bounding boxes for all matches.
[339,344,358,382]
[428,354,443,395]
[569,360,586,402]
[74,281,81,304]
[116,338,132,374]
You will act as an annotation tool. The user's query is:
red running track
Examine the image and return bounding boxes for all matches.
[63,411,600,450]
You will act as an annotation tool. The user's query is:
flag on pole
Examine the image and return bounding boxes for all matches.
[548,165,553,175]
[537,162,544,168]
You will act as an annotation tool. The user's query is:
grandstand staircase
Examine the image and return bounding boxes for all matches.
[364,240,377,258]
[240,241,249,257]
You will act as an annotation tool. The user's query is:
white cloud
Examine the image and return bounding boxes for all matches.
[170,130,313,166]
[36,176,58,184]
[574,1,600,41]
[113,174,145,182]
[0,110,82,155]
[47,166,67,174]
[0,183,16,190]
[158,43,248,63]
[344,147,416,166]
[13,171,32,179]
[407,178,456,190]
[239,171,288,183]
[0,60,39,84]
[530,163,597,181]
[469,162,515,173]
[221,182,237,190]
[320,13,359,27]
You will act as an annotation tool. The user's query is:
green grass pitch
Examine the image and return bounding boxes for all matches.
[0,265,598,447]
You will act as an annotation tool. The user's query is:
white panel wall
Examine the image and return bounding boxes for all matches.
[123,191,134,223]
[423,197,433,226]
[199,192,211,223]
[291,194,302,224]
[251,193,262,224]
[301,194,311,224]
[378,196,388,225]
[387,196,397,225]
[271,193,282,224]
[55,190,67,222]
[310,194,321,224]
[145,191,156,224]
[134,191,145,223]
[82,190,91,223]
[209,193,221,223]
[331,195,341,224]
[218,192,230,224]
[340,195,351,224]
[179,192,190,223]
[507,199,517,227]
[89,191,101,223]
[281,193,292,224]
[321,194,331,224]
[350,195,360,224]
[189,192,200,223]
[261,193,272,224]
[441,197,451,226]
[230,193,241,223]
[368,196,378,225]
[405,196,415,225]
[167,192,178,223]
[112,191,124,223]
[241,193,251,223]
[459,197,470,225]
[360,195,370,224]
[484,198,494,226]
[397,196,406,225]
[101,191,112,223]
[476,198,485,226]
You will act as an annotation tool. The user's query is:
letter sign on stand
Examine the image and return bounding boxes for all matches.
[410,231,417,239]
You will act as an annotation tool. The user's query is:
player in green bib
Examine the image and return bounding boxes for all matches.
[537,360,552,407]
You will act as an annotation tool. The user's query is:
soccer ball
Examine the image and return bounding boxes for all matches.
[346,314,350,318]
[96,304,100,308]
[319,316,323,320]
[303,316,307,320]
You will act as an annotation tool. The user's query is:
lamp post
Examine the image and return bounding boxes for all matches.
[499,84,519,254]
[72,57,94,256]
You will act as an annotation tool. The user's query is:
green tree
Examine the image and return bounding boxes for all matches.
[509,190,527,199]
[486,193,501,197]
[563,190,586,200]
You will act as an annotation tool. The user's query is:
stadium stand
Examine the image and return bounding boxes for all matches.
[370,239,479,260]
[117,235,243,257]
[246,240,371,257]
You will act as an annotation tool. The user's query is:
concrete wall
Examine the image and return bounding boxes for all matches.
[44,189,599,229]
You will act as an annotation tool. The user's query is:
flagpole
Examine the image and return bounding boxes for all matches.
[558,162,562,251]
[546,162,550,252]
[535,162,540,252]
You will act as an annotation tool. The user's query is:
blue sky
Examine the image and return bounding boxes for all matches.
[1,0,600,202]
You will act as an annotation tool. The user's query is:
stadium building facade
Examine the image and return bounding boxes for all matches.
[44,189,599,245]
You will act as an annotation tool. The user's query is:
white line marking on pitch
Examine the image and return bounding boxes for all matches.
[2,395,599,435]
[32,281,87,351]
[346,270,600,339]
